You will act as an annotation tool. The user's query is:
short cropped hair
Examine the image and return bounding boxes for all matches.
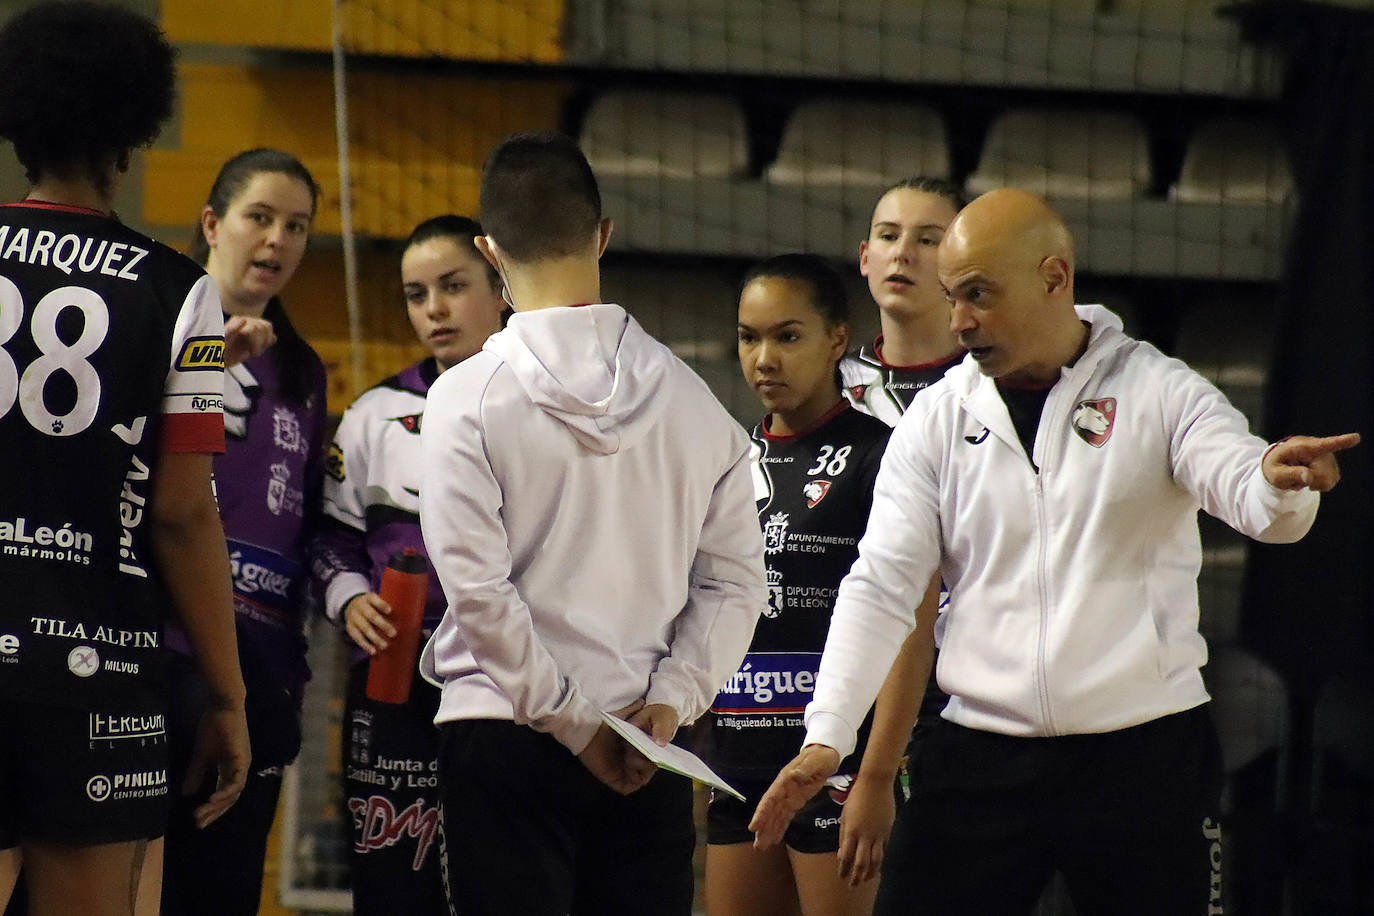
[479,131,602,263]
[741,253,850,328]
[0,2,176,194]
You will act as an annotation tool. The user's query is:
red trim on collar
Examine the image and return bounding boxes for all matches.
[873,336,963,371]
[761,398,850,441]
[3,200,109,217]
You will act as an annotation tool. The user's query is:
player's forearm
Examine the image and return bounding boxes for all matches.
[855,575,939,781]
[858,631,932,781]
[149,479,245,708]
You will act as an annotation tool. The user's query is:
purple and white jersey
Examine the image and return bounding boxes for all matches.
[168,341,327,696]
[315,359,447,654]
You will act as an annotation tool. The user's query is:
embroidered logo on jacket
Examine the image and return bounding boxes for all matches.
[1072,398,1117,448]
[802,480,832,508]
[391,413,423,434]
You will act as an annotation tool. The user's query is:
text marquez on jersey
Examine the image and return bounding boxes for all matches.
[0,225,149,280]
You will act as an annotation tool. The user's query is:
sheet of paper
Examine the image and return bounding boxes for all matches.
[601,712,746,802]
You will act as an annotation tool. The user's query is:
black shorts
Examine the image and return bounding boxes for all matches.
[0,696,170,847]
[706,773,854,854]
[343,661,445,916]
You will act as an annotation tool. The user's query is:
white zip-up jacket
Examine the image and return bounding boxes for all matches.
[805,305,1319,755]
[419,304,766,755]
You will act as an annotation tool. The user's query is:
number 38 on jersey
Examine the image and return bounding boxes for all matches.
[0,276,109,437]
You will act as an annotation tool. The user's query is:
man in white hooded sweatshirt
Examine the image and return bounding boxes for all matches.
[418,131,767,916]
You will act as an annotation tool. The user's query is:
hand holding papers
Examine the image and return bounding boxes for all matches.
[601,711,745,801]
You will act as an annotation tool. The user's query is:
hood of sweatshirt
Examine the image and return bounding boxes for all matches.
[482,303,671,455]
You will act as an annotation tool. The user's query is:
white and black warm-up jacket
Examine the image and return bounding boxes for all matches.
[805,305,1320,756]
[418,304,766,756]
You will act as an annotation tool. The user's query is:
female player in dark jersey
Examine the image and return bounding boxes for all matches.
[315,216,506,914]
[159,150,328,916]
[0,4,249,915]
[705,253,895,915]
[834,178,967,887]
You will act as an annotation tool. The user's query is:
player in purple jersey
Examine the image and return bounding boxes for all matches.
[834,178,968,887]
[707,253,932,916]
[0,5,249,915]
[314,215,506,915]
[159,150,327,916]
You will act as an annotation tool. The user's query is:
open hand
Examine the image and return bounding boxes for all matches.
[749,744,840,849]
[184,702,250,829]
[837,772,895,886]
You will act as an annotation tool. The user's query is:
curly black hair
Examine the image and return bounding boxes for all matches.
[0,2,176,194]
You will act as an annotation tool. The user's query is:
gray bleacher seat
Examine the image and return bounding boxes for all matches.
[1171,118,1294,205]
[966,108,1151,199]
[579,89,750,179]
[764,99,950,188]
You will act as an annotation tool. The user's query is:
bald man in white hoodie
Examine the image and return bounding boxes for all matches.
[417,131,767,916]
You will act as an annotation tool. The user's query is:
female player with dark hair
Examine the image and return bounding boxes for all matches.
[159,149,328,916]
[314,215,506,914]
[705,253,894,915]
[0,4,249,915]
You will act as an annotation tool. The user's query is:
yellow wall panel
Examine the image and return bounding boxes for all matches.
[143,150,344,235]
[163,0,562,63]
[145,64,566,239]
[341,0,564,63]
[162,0,331,50]
[173,64,338,157]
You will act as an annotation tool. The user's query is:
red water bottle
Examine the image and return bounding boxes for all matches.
[366,548,429,704]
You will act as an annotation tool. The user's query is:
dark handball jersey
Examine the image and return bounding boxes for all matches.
[841,336,962,726]
[840,337,963,427]
[315,359,448,652]
[709,401,890,778]
[0,201,225,710]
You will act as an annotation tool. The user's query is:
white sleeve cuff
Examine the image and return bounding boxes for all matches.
[802,708,858,760]
[547,693,605,756]
[325,572,373,623]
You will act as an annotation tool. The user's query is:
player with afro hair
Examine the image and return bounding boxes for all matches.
[0,0,176,201]
[0,4,250,916]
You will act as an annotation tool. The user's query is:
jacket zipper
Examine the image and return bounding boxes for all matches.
[1033,472,1058,735]
[1031,386,1065,736]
